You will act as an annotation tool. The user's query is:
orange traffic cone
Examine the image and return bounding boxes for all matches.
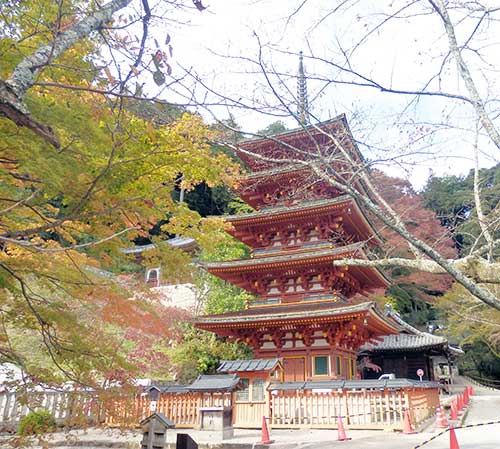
[470,386,474,396]
[450,400,459,420]
[463,388,469,405]
[402,409,416,434]
[337,416,351,441]
[260,416,273,444]
[457,394,463,411]
[435,406,449,428]
[449,426,461,449]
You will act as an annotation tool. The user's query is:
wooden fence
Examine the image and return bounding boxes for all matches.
[268,387,438,430]
[104,386,438,431]
[0,391,102,428]
[0,386,439,431]
[104,392,232,428]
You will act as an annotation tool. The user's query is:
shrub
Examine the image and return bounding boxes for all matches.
[18,410,56,436]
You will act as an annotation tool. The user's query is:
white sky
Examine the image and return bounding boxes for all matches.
[139,0,500,189]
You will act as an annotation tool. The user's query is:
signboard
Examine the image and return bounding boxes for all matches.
[417,369,424,381]
[150,400,157,412]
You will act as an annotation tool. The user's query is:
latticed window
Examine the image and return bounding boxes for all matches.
[236,378,250,401]
[252,379,265,401]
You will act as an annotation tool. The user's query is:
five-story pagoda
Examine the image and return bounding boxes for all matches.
[196,54,400,382]
[196,115,401,382]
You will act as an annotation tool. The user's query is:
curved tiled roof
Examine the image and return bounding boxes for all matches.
[223,195,352,222]
[243,164,305,180]
[360,333,447,351]
[203,241,365,270]
[189,374,240,392]
[268,378,439,391]
[358,306,449,351]
[239,114,347,147]
[217,358,282,373]
[197,300,376,325]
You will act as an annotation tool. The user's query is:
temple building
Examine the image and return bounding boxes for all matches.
[359,306,463,383]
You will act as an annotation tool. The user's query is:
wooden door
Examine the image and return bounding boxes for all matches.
[233,378,267,428]
[283,357,305,382]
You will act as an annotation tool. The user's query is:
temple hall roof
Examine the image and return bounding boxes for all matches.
[268,378,439,391]
[121,236,196,255]
[359,306,464,354]
[359,333,448,352]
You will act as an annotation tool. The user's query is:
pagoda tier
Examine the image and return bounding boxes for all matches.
[237,114,361,173]
[237,165,345,210]
[223,195,381,250]
[203,242,388,303]
[197,301,401,382]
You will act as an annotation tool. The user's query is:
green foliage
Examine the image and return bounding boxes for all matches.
[422,175,473,219]
[211,114,243,143]
[0,1,242,385]
[18,410,56,436]
[197,235,254,314]
[258,121,288,136]
[173,184,248,218]
[169,324,251,383]
[422,163,500,255]
[435,283,500,380]
[159,169,254,381]
[385,284,435,326]
[458,340,500,381]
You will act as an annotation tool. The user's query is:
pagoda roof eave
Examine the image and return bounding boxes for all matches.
[203,241,365,270]
[196,301,401,335]
[239,114,359,156]
[223,195,352,223]
[242,164,305,181]
[220,195,383,246]
[202,241,391,288]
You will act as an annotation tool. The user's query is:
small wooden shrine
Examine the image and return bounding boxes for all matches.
[196,114,402,385]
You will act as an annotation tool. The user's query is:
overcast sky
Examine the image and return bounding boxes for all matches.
[144,0,500,188]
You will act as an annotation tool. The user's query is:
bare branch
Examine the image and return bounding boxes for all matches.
[428,0,500,152]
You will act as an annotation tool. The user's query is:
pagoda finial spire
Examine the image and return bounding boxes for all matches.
[297,51,309,123]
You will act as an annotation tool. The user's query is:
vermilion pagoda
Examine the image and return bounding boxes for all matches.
[196,115,402,382]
